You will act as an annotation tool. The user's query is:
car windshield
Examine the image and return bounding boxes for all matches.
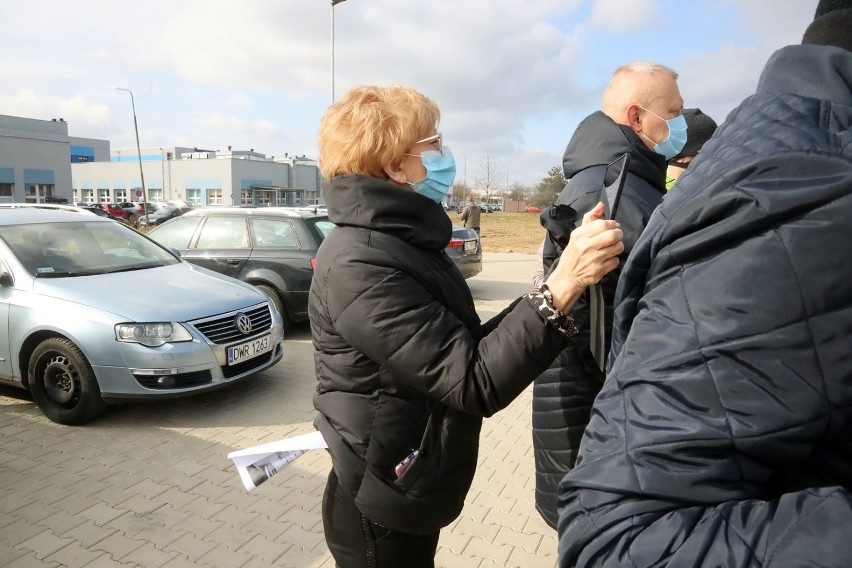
[0,221,180,278]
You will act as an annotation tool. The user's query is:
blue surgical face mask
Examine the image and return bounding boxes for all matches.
[405,148,457,203]
[639,107,687,161]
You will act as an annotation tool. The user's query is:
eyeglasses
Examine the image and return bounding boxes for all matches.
[415,132,443,153]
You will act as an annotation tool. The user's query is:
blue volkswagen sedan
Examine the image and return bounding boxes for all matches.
[0,208,284,425]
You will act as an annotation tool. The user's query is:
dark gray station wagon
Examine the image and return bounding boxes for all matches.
[148,208,335,333]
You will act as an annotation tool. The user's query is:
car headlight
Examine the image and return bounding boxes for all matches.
[115,322,193,347]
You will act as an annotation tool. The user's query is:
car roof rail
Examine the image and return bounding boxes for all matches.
[0,203,98,214]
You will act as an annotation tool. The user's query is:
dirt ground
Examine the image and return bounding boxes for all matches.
[448,211,546,254]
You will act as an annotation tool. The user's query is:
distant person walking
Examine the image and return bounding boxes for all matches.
[459,195,481,235]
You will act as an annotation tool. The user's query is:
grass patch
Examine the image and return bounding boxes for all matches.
[448,211,545,254]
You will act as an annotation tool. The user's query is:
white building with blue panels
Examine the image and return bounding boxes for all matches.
[0,114,321,207]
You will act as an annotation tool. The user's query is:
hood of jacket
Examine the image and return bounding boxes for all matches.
[562,111,667,189]
[325,174,452,251]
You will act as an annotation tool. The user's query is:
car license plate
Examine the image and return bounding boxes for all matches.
[228,334,273,365]
[464,240,476,253]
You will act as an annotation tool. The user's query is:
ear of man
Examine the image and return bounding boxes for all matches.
[626,104,643,132]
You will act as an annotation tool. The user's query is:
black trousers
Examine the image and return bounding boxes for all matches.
[322,470,440,568]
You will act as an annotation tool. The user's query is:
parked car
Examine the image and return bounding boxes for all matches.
[118,201,158,217]
[151,200,195,211]
[96,203,134,225]
[293,205,328,215]
[138,205,192,227]
[80,205,119,220]
[445,225,482,279]
[148,208,336,333]
[0,203,99,216]
[0,208,284,425]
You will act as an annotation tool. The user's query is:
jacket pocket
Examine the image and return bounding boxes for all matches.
[392,406,444,492]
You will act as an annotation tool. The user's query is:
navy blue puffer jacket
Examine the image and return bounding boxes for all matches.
[558,43,852,567]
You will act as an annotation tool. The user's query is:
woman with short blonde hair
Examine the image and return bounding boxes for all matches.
[319,85,440,180]
[310,84,624,567]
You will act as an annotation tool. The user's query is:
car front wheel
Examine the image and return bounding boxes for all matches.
[28,338,107,425]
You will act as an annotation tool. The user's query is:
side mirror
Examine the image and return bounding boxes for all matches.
[0,269,14,287]
[168,247,182,259]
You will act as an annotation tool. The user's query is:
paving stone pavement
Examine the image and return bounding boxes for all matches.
[0,252,561,567]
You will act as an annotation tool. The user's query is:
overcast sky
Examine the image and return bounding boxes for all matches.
[1,0,818,187]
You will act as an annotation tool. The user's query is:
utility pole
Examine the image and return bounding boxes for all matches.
[331,0,348,103]
[113,87,149,225]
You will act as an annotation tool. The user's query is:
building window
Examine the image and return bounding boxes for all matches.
[82,189,94,203]
[0,183,12,204]
[241,189,252,205]
[116,189,128,202]
[98,189,110,203]
[187,188,201,206]
[207,189,222,206]
[24,184,55,204]
[149,188,163,202]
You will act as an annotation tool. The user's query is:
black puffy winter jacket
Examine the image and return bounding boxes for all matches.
[558,43,852,567]
[310,174,569,535]
[532,112,667,528]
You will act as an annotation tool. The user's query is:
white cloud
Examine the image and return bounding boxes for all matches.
[589,0,662,32]
[0,0,822,186]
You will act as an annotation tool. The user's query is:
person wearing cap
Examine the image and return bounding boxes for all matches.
[665,108,718,190]
[557,2,852,566]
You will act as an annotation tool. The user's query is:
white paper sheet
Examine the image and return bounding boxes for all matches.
[227,430,328,491]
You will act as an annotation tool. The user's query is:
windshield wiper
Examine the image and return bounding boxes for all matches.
[35,270,97,278]
[102,262,166,274]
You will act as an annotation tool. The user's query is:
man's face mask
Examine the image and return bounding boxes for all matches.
[639,107,688,161]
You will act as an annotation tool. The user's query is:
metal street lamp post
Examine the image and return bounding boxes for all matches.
[112,87,149,225]
[331,0,348,103]
[459,152,467,204]
[159,147,167,202]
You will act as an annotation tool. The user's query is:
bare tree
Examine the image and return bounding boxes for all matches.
[472,151,504,208]
[450,182,470,206]
[508,182,531,201]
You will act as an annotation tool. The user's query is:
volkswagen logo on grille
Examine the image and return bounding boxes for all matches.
[235,313,252,335]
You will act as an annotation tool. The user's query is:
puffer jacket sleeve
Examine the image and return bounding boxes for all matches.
[322,245,568,418]
[558,83,852,567]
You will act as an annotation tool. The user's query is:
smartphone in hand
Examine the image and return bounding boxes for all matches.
[394,450,420,478]
[601,153,631,220]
